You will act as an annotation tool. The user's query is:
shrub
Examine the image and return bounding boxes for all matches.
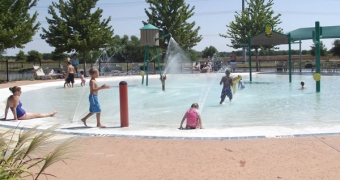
[0,125,76,180]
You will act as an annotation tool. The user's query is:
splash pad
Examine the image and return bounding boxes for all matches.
[1,72,340,139]
[1,31,340,139]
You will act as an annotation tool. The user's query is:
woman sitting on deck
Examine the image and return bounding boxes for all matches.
[1,86,57,121]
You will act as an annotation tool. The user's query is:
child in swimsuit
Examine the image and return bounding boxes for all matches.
[80,68,110,128]
[179,103,203,129]
[238,79,245,89]
[64,73,70,88]
[220,69,233,104]
[80,71,86,86]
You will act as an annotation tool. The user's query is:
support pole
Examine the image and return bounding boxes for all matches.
[146,46,149,86]
[299,40,302,72]
[288,33,292,83]
[248,36,252,82]
[99,60,101,75]
[119,81,129,127]
[6,59,9,82]
[142,46,148,85]
[315,21,321,92]
[242,0,246,64]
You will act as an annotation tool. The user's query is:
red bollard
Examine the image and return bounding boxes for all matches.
[119,81,129,127]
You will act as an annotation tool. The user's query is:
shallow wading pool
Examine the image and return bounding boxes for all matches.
[0,73,340,138]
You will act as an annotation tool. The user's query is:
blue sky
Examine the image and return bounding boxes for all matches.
[5,0,340,56]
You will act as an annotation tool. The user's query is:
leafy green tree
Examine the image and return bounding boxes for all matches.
[310,41,328,56]
[27,50,42,62]
[143,0,202,50]
[41,0,115,75]
[330,39,340,57]
[51,51,69,62]
[0,50,7,61]
[0,0,40,52]
[125,36,144,63]
[202,46,218,59]
[42,53,53,60]
[220,0,282,70]
[16,50,26,61]
[186,49,198,62]
[87,50,102,64]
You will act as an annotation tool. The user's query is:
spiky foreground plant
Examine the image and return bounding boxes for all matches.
[0,125,76,180]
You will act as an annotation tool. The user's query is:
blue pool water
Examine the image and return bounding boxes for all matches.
[1,72,339,137]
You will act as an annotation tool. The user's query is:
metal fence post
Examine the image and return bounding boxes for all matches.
[6,59,9,82]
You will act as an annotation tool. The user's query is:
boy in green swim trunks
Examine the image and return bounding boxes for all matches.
[81,68,110,128]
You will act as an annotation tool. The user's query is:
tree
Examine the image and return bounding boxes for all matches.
[16,50,26,61]
[42,53,53,60]
[220,0,282,71]
[125,36,144,63]
[186,49,198,62]
[202,46,218,59]
[310,41,328,56]
[27,50,42,62]
[0,50,7,61]
[51,51,69,62]
[0,0,40,52]
[330,39,340,57]
[41,0,115,75]
[143,0,202,50]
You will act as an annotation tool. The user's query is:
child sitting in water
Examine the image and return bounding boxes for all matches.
[300,81,306,89]
[80,71,86,86]
[238,79,245,89]
[179,103,203,129]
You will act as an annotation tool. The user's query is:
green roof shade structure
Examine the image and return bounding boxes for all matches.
[250,31,289,45]
[140,23,159,47]
[288,25,340,41]
[287,23,340,92]
[247,30,292,83]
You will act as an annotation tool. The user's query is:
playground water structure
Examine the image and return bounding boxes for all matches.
[1,72,340,138]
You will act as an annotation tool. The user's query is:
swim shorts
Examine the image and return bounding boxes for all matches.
[89,94,101,113]
[68,73,75,84]
[221,87,233,101]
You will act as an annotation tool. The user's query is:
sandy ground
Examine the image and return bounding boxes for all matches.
[1,80,340,180]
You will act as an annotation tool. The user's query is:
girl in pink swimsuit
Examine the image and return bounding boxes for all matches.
[179,103,203,129]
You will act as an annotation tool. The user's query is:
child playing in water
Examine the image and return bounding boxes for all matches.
[64,73,70,88]
[80,68,110,128]
[80,71,86,86]
[220,69,233,104]
[300,81,306,89]
[179,103,203,129]
[238,78,245,89]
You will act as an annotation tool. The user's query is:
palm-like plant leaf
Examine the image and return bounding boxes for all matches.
[0,124,76,179]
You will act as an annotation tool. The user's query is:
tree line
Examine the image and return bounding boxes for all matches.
[1,0,340,68]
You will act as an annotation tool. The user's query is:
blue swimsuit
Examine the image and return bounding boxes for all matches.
[9,95,26,118]
[89,94,101,113]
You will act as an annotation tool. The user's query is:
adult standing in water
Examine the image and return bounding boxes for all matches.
[1,86,57,121]
[66,62,76,88]
[71,54,79,75]
[220,69,233,104]
[230,51,237,72]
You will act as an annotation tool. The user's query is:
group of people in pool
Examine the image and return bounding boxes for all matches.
[64,54,86,88]
[180,69,245,129]
[1,67,305,129]
[0,68,240,129]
